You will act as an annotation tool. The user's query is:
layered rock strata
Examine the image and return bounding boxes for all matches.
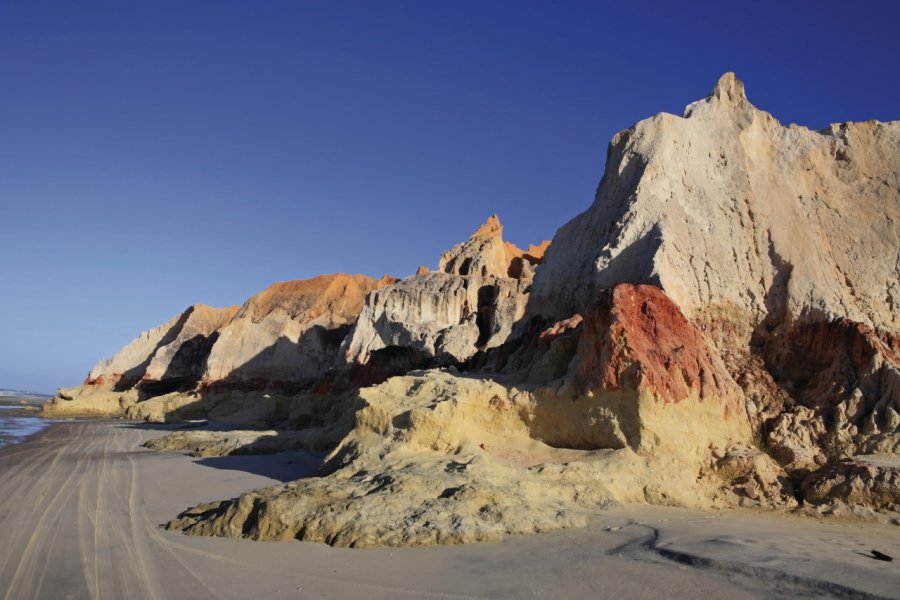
[524,71,900,519]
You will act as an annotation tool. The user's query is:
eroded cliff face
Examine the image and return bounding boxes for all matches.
[85,304,239,390]
[523,72,900,521]
[43,274,394,418]
[46,304,239,416]
[48,73,900,544]
[530,72,900,335]
[202,274,396,386]
[341,215,549,369]
[573,285,744,411]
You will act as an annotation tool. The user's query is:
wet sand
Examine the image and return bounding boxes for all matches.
[0,395,51,448]
[0,420,897,599]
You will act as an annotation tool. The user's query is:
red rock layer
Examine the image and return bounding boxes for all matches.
[769,318,898,379]
[575,284,742,409]
[533,314,583,353]
[84,374,115,386]
[764,317,899,409]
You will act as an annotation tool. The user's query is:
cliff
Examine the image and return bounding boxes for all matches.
[43,273,394,418]
[85,304,239,390]
[530,72,899,334]
[202,274,396,386]
[341,215,549,368]
[47,73,900,544]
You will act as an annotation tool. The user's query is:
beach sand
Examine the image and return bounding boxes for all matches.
[0,421,897,599]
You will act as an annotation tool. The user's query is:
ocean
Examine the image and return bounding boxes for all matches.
[0,394,51,449]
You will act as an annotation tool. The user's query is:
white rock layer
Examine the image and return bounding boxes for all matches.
[342,216,544,366]
[530,73,900,335]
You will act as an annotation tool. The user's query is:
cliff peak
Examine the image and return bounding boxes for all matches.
[533,72,900,336]
[438,215,549,279]
[682,71,756,121]
[709,71,746,104]
[438,215,511,278]
[471,214,503,238]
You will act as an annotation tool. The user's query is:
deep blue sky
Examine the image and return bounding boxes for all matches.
[1,1,897,392]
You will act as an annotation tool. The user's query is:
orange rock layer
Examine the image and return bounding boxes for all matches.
[238,274,397,324]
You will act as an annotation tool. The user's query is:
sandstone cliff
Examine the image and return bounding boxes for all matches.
[202,274,395,386]
[438,214,549,279]
[49,73,900,544]
[85,304,239,391]
[523,72,900,519]
[44,273,394,418]
[341,215,549,368]
[167,284,754,546]
[165,75,897,542]
[530,72,900,335]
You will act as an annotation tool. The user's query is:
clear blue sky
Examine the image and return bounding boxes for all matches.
[1,1,897,393]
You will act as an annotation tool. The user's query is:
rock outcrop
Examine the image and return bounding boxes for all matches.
[437,214,550,280]
[166,284,753,546]
[45,304,239,416]
[85,304,239,390]
[524,71,900,521]
[340,272,528,367]
[555,284,750,452]
[342,215,549,368]
[573,284,744,412]
[530,72,900,334]
[438,214,511,278]
[802,455,900,517]
[202,274,395,387]
[166,365,747,547]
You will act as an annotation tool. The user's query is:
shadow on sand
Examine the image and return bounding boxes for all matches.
[124,422,324,483]
[194,453,321,483]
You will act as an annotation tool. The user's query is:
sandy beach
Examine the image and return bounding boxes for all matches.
[0,420,895,599]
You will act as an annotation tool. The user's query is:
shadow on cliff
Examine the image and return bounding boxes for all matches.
[137,324,348,402]
[221,324,351,389]
[131,325,362,473]
[113,310,195,391]
[136,331,222,396]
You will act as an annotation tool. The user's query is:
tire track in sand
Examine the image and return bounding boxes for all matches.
[2,424,92,600]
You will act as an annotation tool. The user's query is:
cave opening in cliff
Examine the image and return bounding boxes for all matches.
[475,285,498,348]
